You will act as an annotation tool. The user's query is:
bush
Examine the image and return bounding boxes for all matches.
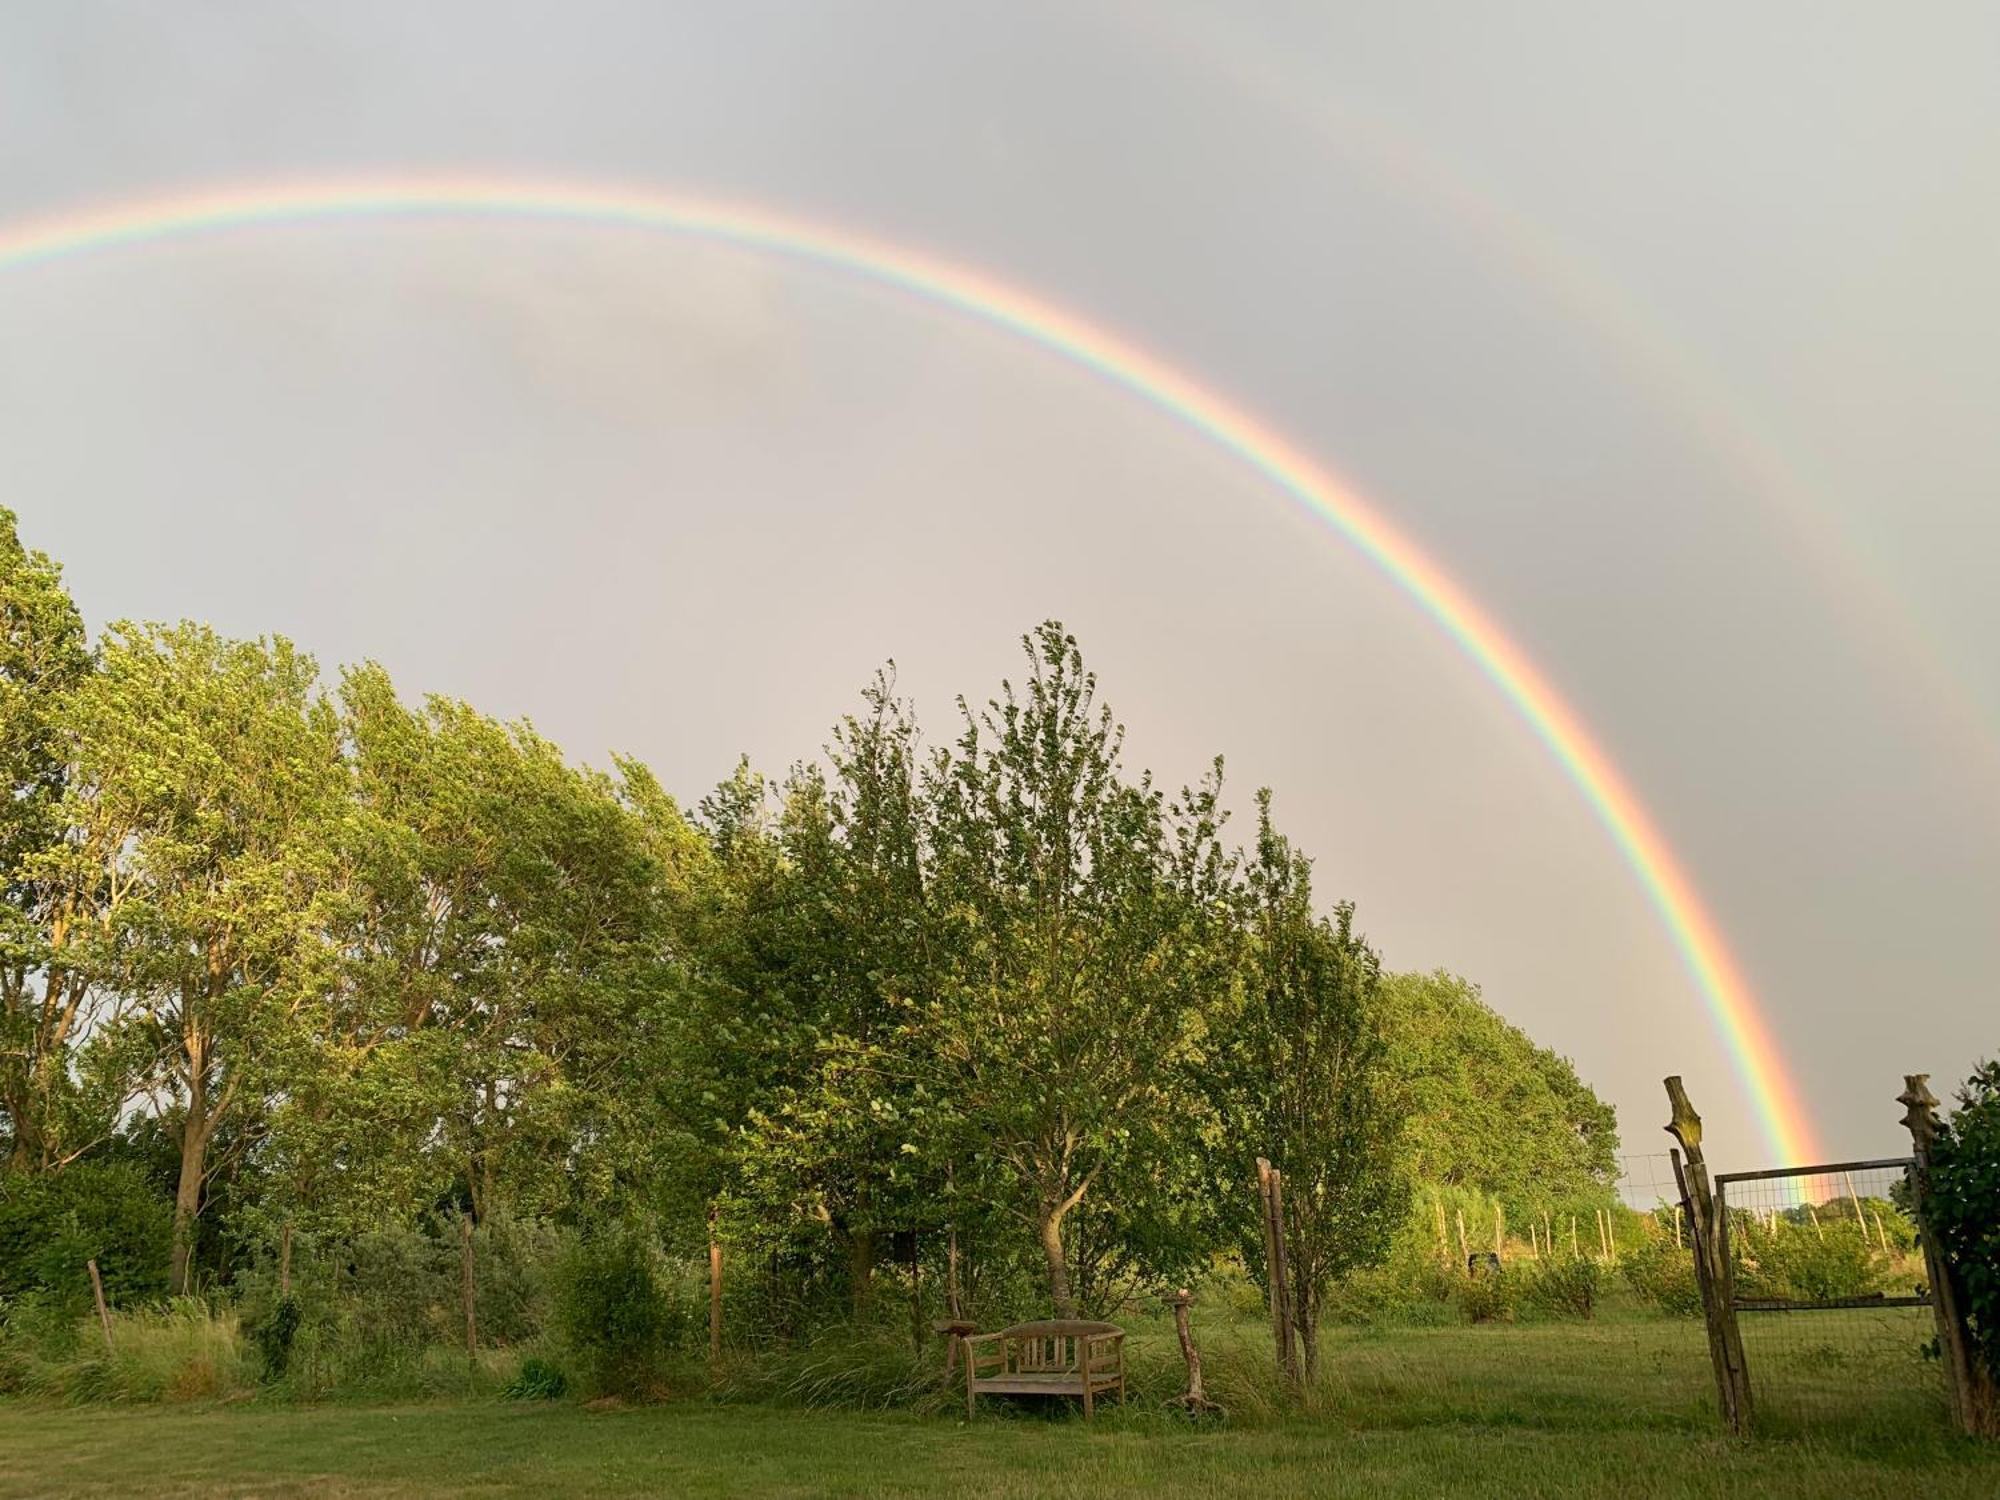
[1733,1217,1889,1304]
[1518,1254,1601,1319]
[250,1295,303,1380]
[1621,1229,1702,1316]
[337,1224,455,1352]
[1926,1061,2000,1384]
[0,1162,172,1308]
[1454,1265,1513,1324]
[502,1354,570,1400]
[554,1224,688,1399]
[474,1213,567,1346]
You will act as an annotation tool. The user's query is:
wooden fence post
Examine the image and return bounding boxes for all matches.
[1256,1158,1298,1388]
[460,1213,477,1362]
[708,1202,724,1365]
[87,1258,115,1353]
[1900,1074,1997,1438]
[1165,1287,1223,1416]
[1665,1075,1754,1436]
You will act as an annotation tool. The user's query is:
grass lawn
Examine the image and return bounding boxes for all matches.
[3,1314,1992,1498]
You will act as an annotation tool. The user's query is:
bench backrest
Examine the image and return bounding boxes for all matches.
[982,1321,1122,1376]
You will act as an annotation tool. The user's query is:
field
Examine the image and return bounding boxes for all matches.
[4,1313,1992,1499]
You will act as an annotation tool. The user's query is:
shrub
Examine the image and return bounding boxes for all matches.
[0,1162,171,1308]
[1621,1229,1702,1316]
[337,1224,455,1353]
[503,1354,571,1400]
[1733,1217,1889,1304]
[1926,1061,2000,1384]
[554,1224,688,1399]
[474,1213,567,1346]
[1454,1265,1513,1324]
[250,1295,303,1380]
[1518,1254,1601,1319]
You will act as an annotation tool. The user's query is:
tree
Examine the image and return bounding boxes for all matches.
[329,666,687,1228]
[923,623,1232,1315]
[1219,790,1407,1378]
[1376,970,1619,1217]
[59,622,346,1293]
[0,508,100,1171]
[737,672,939,1314]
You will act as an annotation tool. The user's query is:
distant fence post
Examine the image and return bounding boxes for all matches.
[1664,1076,1754,1436]
[1255,1157,1299,1389]
[87,1258,114,1353]
[708,1202,724,1365]
[460,1212,477,1363]
[1899,1074,1997,1437]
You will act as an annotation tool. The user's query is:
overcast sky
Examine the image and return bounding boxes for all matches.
[3,2,1995,1168]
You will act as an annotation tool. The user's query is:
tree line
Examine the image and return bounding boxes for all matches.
[0,510,1619,1367]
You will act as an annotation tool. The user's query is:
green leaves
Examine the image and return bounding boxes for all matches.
[1375,971,1621,1219]
[1927,1061,2000,1382]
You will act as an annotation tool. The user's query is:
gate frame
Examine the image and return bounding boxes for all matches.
[1712,1156,1927,1313]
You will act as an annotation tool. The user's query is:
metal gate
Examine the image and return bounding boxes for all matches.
[1714,1157,1944,1433]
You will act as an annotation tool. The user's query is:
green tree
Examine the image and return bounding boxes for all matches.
[1220,790,1407,1379]
[0,509,100,1171]
[58,623,345,1293]
[328,667,686,1228]
[1376,970,1619,1218]
[923,624,1232,1315]
[737,672,938,1313]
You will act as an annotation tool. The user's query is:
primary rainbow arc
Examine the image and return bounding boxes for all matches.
[0,175,1820,1163]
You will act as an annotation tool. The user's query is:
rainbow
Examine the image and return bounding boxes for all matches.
[0,175,1820,1162]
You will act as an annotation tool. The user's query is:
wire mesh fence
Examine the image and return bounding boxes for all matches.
[1715,1158,1945,1435]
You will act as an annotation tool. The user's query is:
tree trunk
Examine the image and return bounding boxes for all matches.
[168,1109,209,1297]
[846,1226,876,1319]
[1297,1300,1320,1385]
[1037,1203,1076,1318]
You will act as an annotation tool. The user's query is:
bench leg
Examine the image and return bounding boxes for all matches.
[966,1373,977,1422]
[1082,1379,1094,1420]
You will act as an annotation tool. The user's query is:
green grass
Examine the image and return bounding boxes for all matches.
[3,1309,1993,1498]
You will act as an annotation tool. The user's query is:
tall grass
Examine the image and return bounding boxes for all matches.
[9,1299,256,1403]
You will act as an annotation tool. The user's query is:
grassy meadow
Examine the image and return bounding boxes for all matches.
[3,1297,1991,1499]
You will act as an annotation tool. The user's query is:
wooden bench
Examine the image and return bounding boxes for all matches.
[963,1319,1126,1419]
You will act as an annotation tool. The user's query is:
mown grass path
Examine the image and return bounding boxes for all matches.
[4,1399,1997,1499]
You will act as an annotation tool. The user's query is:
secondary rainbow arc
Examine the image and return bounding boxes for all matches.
[0,175,1821,1163]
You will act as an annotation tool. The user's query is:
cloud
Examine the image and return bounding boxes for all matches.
[440,229,797,422]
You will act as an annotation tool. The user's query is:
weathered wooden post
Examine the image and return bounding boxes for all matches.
[87,1258,115,1353]
[460,1213,477,1362]
[708,1203,724,1365]
[1664,1076,1753,1436]
[1165,1287,1224,1416]
[1900,1074,1997,1438]
[1256,1158,1299,1388]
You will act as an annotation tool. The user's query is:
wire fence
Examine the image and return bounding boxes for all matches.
[1714,1159,1945,1434]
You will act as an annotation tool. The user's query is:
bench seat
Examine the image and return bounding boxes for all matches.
[963,1320,1126,1418]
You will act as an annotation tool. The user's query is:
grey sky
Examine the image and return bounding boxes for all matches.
[2,2,1995,1166]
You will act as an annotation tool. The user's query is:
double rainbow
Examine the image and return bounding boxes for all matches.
[0,176,1819,1162]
